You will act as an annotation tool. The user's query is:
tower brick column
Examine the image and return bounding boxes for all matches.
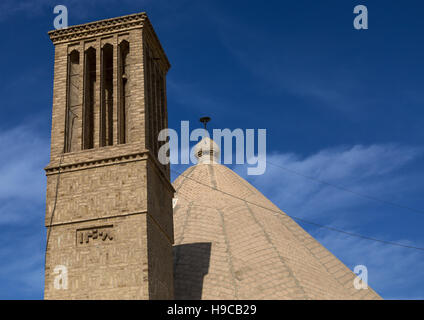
[44,13,174,299]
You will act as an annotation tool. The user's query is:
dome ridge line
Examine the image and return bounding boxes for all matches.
[217,208,240,299]
[244,201,309,299]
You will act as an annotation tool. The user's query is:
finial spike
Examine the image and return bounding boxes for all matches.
[199,116,211,130]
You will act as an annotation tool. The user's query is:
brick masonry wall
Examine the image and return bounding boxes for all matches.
[45,13,174,300]
[44,214,149,299]
[146,159,175,299]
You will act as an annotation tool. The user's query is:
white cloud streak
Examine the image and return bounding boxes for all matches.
[236,144,423,220]
[314,230,424,299]
[232,143,424,299]
[0,125,49,223]
[0,125,48,298]
[0,0,151,23]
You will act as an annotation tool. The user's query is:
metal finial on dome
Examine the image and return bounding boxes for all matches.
[196,117,218,164]
[194,137,220,164]
[199,116,211,130]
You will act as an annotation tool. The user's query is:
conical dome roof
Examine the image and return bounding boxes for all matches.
[172,139,381,300]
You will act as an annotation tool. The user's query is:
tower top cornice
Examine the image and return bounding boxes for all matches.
[48,12,147,43]
[48,12,170,70]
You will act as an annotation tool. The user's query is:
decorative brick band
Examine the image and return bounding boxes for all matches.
[44,149,175,193]
[45,151,148,175]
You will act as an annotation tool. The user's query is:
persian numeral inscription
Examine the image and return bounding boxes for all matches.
[77,225,114,245]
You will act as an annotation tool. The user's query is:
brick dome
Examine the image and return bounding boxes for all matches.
[172,139,382,300]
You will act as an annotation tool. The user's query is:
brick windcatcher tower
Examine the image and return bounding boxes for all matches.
[44,13,174,299]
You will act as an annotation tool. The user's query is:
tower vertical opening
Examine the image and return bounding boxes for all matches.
[101,44,114,147]
[65,50,80,153]
[118,40,130,144]
[83,47,96,150]
[144,44,154,152]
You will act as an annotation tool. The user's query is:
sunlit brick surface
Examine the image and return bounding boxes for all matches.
[173,155,382,300]
[44,13,174,300]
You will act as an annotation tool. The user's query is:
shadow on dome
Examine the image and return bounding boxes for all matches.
[173,242,212,299]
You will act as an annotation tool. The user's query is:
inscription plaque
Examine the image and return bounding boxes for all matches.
[77,225,114,245]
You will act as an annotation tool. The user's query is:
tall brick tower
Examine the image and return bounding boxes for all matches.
[44,13,174,299]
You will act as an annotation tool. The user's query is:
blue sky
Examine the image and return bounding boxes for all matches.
[0,0,423,299]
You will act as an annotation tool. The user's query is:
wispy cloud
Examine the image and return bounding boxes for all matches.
[232,143,424,298]
[0,125,49,204]
[0,0,57,22]
[167,79,231,113]
[0,0,150,23]
[0,125,48,298]
[235,144,423,221]
[0,232,45,298]
[203,8,393,114]
[314,230,424,299]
